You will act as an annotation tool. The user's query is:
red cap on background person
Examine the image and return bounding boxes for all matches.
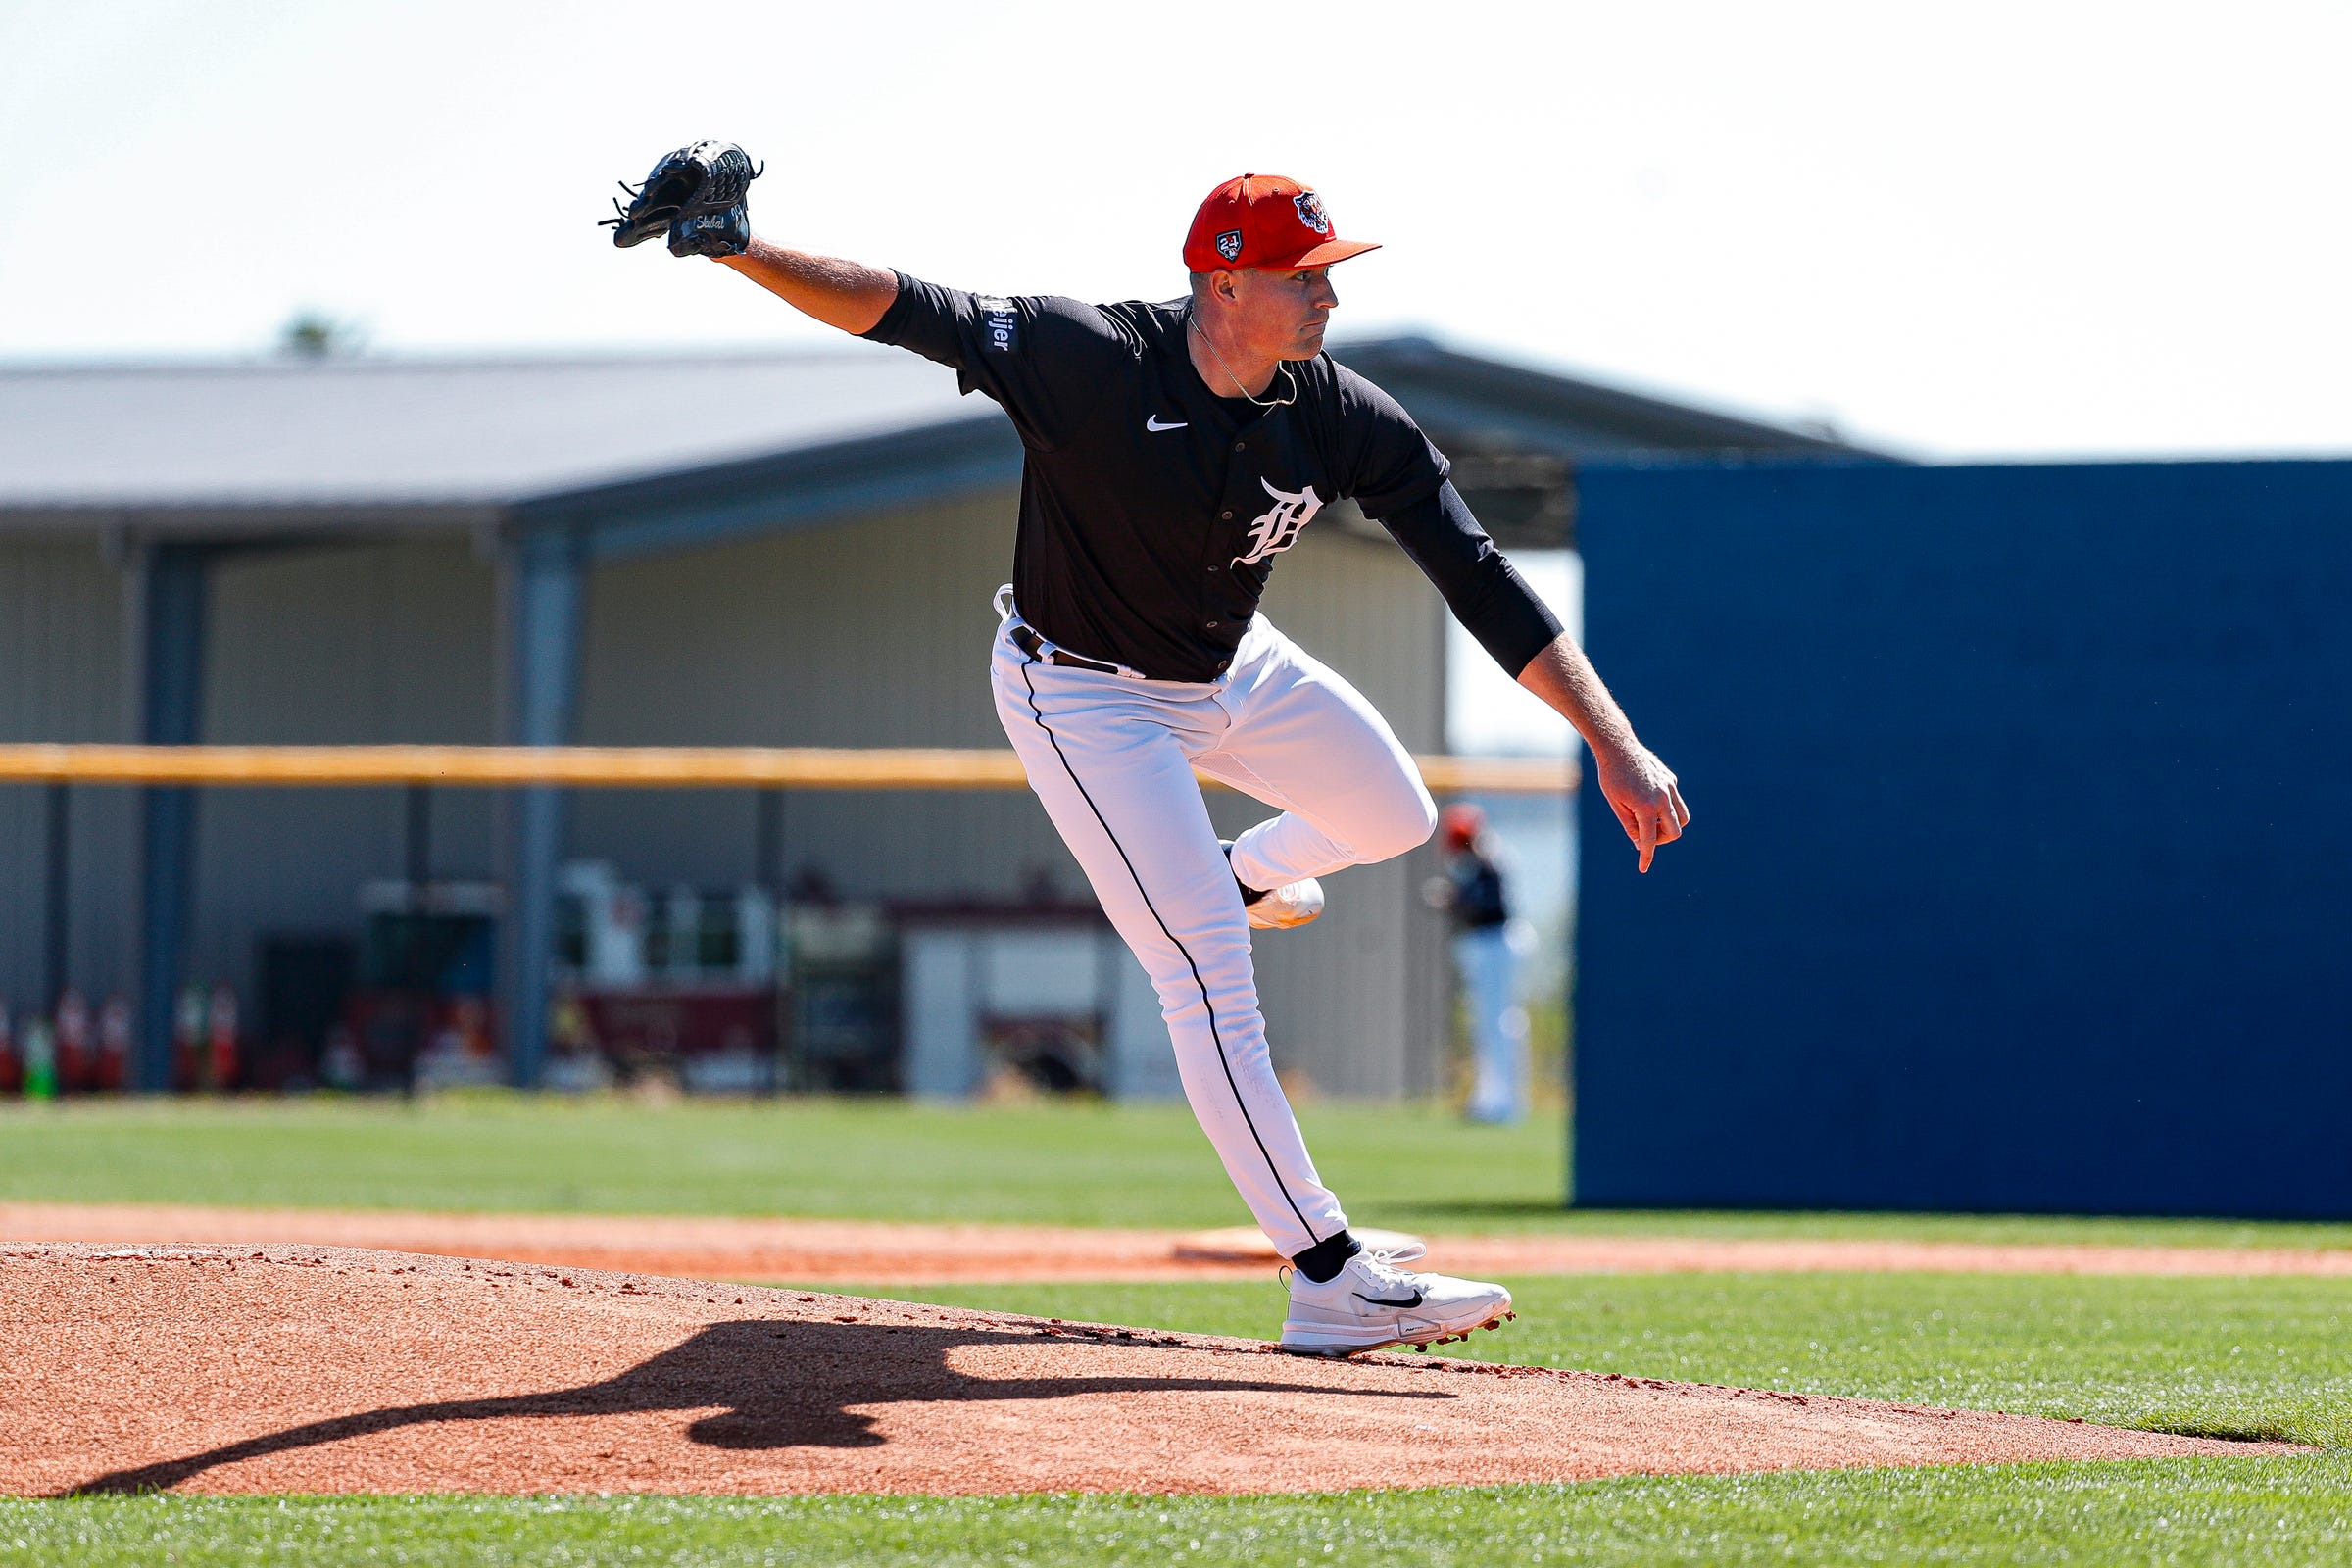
[1183,174,1381,272]
[1441,803,1487,852]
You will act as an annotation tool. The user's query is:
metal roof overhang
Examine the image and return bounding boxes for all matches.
[511,409,1020,564]
[0,338,1884,564]
[0,417,1024,564]
[0,502,503,543]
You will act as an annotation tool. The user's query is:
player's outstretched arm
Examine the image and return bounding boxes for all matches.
[1517,636,1690,873]
[716,238,900,337]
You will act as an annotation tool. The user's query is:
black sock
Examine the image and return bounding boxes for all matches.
[1291,1230,1361,1284]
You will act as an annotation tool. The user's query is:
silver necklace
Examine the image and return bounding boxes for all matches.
[1188,310,1297,409]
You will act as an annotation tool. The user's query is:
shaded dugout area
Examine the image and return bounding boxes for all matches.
[1574,459,2352,1218]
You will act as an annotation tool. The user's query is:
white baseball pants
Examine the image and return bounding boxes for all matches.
[991,607,1439,1256]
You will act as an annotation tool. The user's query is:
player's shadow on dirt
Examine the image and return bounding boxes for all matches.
[67,1317,1450,1494]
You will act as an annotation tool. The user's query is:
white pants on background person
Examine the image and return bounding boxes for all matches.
[1456,920,1532,1124]
[991,601,1438,1258]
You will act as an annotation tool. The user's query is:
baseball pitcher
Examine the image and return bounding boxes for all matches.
[607,148,1690,1353]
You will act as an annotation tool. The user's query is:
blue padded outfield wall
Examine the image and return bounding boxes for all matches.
[1573,460,2352,1217]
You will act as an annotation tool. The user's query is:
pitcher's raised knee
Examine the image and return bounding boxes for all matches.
[1354,779,1439,864]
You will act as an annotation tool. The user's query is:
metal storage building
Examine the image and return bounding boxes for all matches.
[0,337,1857,1095]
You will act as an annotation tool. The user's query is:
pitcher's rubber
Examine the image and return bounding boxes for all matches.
[0,1244,2304,1496]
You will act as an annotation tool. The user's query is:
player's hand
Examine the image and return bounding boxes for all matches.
[1595,742,1689,873]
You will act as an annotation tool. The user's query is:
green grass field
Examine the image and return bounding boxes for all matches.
[899,1273,2352,1448]
[7,1460,2350,1568]
[6,1093,2352,1249]
[5,1097,2348,1563]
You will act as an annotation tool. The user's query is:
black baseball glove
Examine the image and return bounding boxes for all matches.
[600,140,763,257]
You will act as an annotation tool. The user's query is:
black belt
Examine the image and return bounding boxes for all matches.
[1010,624,1122,675]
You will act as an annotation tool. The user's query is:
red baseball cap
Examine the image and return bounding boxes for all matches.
[1182,173,1380,272]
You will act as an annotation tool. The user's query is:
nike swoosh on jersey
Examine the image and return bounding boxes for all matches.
[1352,1289,1425,1308]
[1146,415,1188,431]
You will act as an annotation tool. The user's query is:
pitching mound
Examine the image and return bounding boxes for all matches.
[0,1244,2293,1496]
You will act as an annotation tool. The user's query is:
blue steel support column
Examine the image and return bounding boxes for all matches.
[135,543,210,1093]
[497,525,584,1089]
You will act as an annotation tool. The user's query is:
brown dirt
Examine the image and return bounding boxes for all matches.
[6,1202,2351,1286]
[0,1244,2296,1497]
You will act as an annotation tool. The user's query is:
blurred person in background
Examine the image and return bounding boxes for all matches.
[1435,803,1532,1124]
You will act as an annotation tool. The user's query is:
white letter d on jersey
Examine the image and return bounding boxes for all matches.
[1233,478,1323,566]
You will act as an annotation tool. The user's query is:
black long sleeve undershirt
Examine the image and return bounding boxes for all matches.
[1377,480,1564,677]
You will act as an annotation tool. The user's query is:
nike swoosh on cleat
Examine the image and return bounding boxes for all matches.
[1146,415,1188,431]
[1352,1290,1424,1308]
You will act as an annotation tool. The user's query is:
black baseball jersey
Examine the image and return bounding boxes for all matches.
[863,272,1561,683]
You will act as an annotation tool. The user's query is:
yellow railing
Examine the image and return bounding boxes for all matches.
[0,744,1576,795]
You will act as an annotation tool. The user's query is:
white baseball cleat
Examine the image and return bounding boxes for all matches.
[1223,840,1326,930]
[1245,874,1325,930]
[1278,1243,1515,1356]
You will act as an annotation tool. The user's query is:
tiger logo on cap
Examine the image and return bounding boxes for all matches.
[1292,190,1331,235]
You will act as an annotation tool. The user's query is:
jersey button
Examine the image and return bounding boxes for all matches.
[1220,511,1233,520]
[1233,442,1246,452]
[1205,620,1220,629]
[1206,564,1220,573]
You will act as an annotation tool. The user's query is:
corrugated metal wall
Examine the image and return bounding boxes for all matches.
[0,534,136,1005]
[192,536,500,989]
[572,491,1064,902]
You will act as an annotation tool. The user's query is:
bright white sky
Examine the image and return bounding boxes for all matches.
[2,0,2344,751]
[3,0,2345,460]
